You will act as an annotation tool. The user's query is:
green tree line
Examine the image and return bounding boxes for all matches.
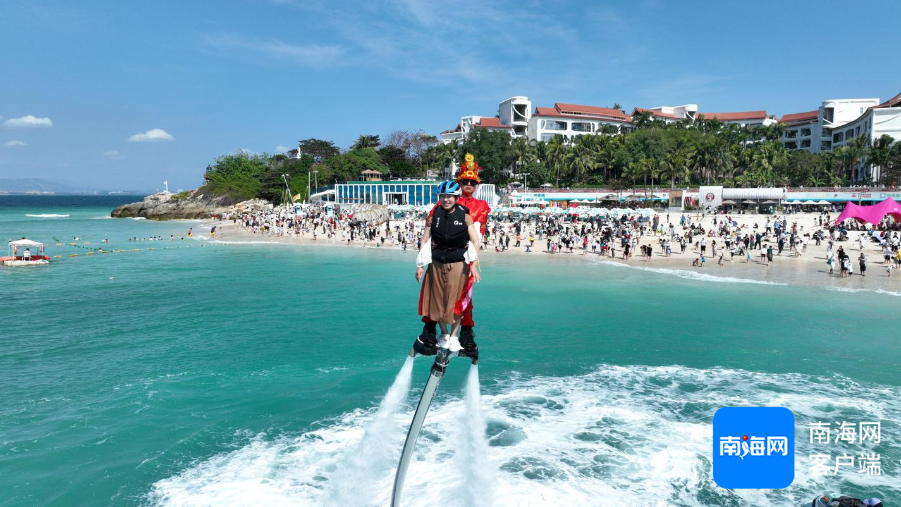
[200,120,901,203]
[425,118,901,189]
[200,131,442,202]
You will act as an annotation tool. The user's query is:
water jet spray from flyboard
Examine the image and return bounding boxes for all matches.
[321,356,414,507]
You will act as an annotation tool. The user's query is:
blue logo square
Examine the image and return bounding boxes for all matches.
[713,407,795,489]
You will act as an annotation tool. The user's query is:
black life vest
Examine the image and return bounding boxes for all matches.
[430,204,470,263]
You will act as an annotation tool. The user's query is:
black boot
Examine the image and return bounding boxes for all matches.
[459,326,478,362]
[413,322,438,356]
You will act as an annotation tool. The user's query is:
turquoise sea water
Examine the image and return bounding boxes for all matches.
[1,196,899,507]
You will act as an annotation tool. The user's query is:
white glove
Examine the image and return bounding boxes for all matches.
[464,242,478,263]
[464,221,482,263]
[415,241,432,268]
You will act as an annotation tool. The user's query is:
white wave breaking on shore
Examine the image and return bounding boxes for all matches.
[594,259,788,285]
[827,286,901,297]
[25,213,69,218]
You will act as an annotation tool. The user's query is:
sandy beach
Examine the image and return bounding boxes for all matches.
[201,211,901,296]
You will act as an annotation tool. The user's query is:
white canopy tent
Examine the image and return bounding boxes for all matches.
[8,239,44,247]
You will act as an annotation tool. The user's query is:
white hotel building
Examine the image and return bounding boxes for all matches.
[440,96,779,145]
[778,94,901,180]
[439,91,901,181]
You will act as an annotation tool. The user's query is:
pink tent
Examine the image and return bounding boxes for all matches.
[834,198,901,225]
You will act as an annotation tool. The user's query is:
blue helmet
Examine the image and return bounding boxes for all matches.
[436,180,462,196]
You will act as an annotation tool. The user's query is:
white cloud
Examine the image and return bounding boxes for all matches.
[127,128,175,142]
[4,115,53,128]
[205,34,344,68]
[276,145,290,153]
[102,150,125,160]
[4,140,27,147]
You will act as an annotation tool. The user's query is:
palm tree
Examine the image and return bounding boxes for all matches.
[351,135,380,150]
[750,142,786,187]
[591,136,614,182]
[511,136,534,176]
[546,136,567,187]
[567,139,593,184]
[690,141,713,184]
[431,140,457,179]
[664,147,691,188]
[623,161,642,188]
[642,157,663,207]
[869,134,895,185]
[845,135,869,182]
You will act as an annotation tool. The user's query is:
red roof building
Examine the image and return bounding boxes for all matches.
[779,110,819,125]
[533,103,631,123]
[472,117,513,129]
[697,110,768,121]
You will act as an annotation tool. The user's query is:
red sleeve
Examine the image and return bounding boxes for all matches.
[471,200,490,233]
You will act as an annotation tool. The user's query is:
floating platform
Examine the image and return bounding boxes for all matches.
[0,256,50,267]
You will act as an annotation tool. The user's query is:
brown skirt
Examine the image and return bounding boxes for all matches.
[419,260,470,323]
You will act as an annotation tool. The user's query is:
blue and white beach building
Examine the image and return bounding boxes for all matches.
[329,180,499,207]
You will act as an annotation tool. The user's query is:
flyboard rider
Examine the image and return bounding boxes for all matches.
[414,153,490,356]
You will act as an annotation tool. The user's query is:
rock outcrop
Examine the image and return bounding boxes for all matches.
[111,190,265,219]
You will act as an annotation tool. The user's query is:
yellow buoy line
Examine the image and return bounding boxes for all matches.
[50,237,210,258]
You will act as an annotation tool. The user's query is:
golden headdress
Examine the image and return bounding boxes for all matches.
[456,153,482,183]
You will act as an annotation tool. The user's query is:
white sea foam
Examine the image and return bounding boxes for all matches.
[596,259,788,285]
[25,213,69,218]
[93,216,114,219]
[209,240,284,246]
[147,364,901,507]
[827,286,901,297]
[131,217,147,220]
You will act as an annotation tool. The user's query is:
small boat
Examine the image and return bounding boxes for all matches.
[2,239,50,266]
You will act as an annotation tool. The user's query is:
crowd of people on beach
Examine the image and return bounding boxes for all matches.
[216,203,901,279]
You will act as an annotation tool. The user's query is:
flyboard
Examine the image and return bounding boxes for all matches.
[391,337,478,507]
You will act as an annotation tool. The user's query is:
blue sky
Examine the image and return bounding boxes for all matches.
[1,0,899,192]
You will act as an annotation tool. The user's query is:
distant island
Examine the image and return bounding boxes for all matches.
[0,178,143,195]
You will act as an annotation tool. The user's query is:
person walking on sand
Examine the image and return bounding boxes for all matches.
[414,181,482,355]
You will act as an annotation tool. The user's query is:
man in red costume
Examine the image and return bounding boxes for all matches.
[415,153,491,356]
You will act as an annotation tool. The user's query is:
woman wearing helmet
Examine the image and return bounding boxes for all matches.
[414,180,482,352]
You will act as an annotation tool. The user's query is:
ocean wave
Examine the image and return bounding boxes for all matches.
[209,240,284,246]
[146,364,900,507]
[25,213,69,218]
[93,216,114,219]
[595,260,787,285]
[827,286,901,297]
[131,217,147,220]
